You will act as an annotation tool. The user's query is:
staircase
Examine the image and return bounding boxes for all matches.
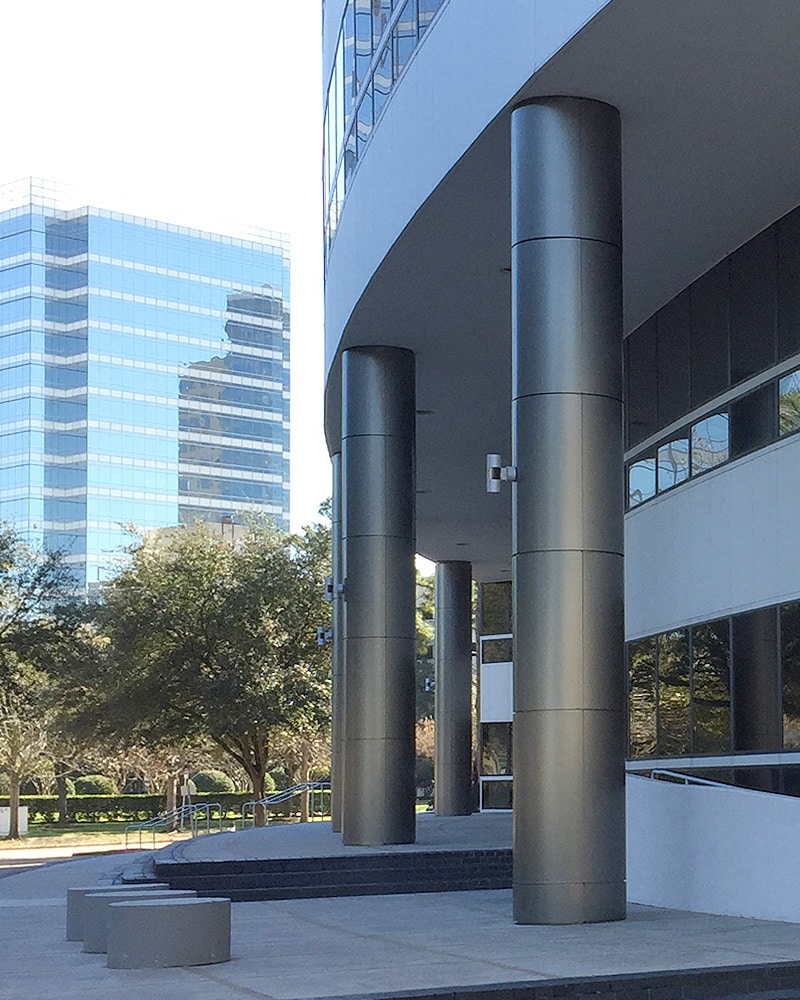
[153,847,512,901]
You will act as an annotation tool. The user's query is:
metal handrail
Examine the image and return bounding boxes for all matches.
[241,781,331,828]
[125,802,223,850]
[649,769,732,788]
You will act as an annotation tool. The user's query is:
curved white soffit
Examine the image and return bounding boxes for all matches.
[323,0,611,374]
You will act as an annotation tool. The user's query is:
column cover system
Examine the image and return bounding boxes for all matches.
[341,346,417,845]
[434,561,473,816]
[511,98,626,924]
[330,451,344,832]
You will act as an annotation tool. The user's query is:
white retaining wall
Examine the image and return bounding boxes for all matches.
[627,773,800,922]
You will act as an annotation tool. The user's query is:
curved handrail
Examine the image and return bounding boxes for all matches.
[125,801,223,850]
[649,769,731,788]
[241,781,331,828]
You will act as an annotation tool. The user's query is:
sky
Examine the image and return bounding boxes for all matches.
[0,0,330,532]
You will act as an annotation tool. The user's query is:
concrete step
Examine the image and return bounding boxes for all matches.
[152,847,512,900]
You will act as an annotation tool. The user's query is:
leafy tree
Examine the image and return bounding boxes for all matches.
[64,519,332,805]
[0,524,79,689]
[0,674,52,838]
[415,570,435,721]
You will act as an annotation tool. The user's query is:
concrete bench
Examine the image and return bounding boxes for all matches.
[82,889,196,953]
[66,883,170,941]
[106,897,231,969]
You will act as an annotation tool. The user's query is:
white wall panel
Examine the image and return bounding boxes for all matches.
[625,434,800,639]
[627,774,800,922]
[480,662,513,722]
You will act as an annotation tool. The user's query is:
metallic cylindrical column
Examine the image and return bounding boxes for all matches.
[330,451,345,832]
[511,98,626,924]
[341,346,416,845]
[434,561,473,816]
[733,608,781,752]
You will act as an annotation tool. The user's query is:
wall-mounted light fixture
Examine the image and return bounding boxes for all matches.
[486,453,517,493]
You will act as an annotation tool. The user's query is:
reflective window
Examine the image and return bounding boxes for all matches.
[354,0,372,89]
[418,0,443,34]
[730,383,776,457]
[481,779,512,810]
[481,722,512,775]
[393,0,418,80]
[373,38,393,120]
[782,601,800,749]
[691,412,729,475]
[692,620,731,754]
[628,637,656,758]
[627,455,656,508]
[481,637,512,664]
[657,629,691,757]
[356,78,374,153]
[779,370,800,436]
[479,581,512,634]
[323,0,444,254]
[657,438,689,492]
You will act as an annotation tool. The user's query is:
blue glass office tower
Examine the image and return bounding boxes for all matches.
[0,179,290,590]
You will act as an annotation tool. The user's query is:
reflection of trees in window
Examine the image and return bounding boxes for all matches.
[657,438,689,492]
[628,637,656,758]
[781,602,800,748]
[779,372,800,436]
[691,412,729,474]
[627,456,656,508]
[692,620,731,753]
[657,630,690,756]
[479,581,512,635]
[481,722,512,775]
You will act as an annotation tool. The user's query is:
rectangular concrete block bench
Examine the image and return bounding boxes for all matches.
[83,889,197,953]
[66,884,170,941]
[106,897,231,969]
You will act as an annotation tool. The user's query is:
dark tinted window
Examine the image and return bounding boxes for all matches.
[690,260,729,407]
[729,226,777,384]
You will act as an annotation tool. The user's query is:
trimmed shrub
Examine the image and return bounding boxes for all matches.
[190,769,235,793]
[74,774,119,795]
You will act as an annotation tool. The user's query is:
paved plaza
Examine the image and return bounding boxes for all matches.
[2,817,800,999]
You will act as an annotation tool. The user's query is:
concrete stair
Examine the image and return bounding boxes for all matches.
[151,847,512,901]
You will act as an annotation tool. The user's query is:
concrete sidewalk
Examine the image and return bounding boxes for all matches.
[3,837,800,1000]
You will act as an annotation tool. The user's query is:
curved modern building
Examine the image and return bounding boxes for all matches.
[323,0,800,924]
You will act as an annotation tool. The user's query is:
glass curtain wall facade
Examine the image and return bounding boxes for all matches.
[0,179,290,590]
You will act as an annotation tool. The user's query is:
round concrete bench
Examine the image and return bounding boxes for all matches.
[66,883,170,941]
[106,897,231,969]
[82,889,197,953]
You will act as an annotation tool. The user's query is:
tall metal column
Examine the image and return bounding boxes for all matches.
[733,608,781,752]
[330,451,345,832]
[341,346,416,845]
[511,98,626,924]
[434,561,473,816]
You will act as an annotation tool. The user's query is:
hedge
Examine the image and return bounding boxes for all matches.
[0,789,332,824]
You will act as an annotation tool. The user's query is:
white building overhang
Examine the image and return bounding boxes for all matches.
[324,0,800,580]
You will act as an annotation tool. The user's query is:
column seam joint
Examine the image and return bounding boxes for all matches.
[512,235,620,251]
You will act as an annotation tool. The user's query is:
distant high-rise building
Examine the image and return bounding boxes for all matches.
[0,178,290,589]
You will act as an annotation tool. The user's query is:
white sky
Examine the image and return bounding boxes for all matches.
[0,0,330,532]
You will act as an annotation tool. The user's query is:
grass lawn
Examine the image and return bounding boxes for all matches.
[1,821,195,850]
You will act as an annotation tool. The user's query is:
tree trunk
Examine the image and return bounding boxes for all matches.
[165,773,177,831]
[245,763,268,826]
[55,762,69,826]
[7,772,20,840]
[300,743,310,823]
